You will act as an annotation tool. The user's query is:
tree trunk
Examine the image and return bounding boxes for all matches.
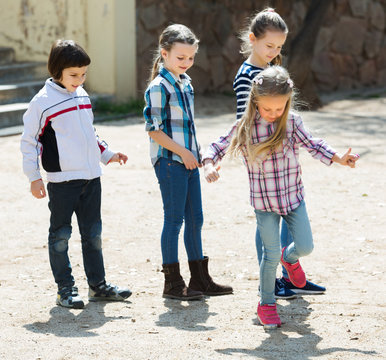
[282,0,334,109]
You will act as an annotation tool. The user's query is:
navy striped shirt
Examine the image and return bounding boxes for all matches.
[233,61,264,119]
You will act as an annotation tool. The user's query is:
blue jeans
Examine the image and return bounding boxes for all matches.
[154,158,204,264]
[255,220,292,278]
[47,178,105,290]
[254,201,314,305]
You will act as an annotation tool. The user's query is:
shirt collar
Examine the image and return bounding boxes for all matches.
[159,66,191,88]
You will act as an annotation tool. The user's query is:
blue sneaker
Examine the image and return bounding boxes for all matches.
[280,277,326,295]
[275,278,297,299]
[258,279,297,300]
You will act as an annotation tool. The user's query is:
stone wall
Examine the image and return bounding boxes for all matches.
[136,0,386,95]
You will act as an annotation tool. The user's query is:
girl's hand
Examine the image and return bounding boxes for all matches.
[31,179,46,199]
[109,152,128,165]
[204,162,221,183]
[181,149,199,170]
[333,148,360,168]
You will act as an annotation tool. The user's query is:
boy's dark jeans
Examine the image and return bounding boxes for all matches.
[47,177,105,290]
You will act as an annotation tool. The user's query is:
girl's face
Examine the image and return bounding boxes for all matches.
[256,95,289,123]
[58,66,88,92]
[249,30,287,67]
[161,42,198,78]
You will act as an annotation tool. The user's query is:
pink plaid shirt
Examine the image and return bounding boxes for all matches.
[203,111,336,215]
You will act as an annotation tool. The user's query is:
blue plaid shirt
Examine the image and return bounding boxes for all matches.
[144,67,200,166]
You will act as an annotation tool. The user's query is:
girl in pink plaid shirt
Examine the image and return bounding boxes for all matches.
[203,66,359,328]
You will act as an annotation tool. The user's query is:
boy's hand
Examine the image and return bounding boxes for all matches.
[333,148,360,168]
[31,179,46,199]
[109,152,128,165]
[204,161,221,183]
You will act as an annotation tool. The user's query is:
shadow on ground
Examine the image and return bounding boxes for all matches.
[215,297,378,359]
[24,301,132,337]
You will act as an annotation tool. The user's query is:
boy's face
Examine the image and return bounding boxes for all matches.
[58,66,88,92]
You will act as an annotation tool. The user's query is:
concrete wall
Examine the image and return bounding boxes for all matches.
[0,0,136,100]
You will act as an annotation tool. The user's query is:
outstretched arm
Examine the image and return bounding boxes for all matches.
[332,148,359,168]
[203,161,221,183]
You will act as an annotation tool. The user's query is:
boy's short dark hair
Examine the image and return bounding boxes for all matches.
[48,39,91,80]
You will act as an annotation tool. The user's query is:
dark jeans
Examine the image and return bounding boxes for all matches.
[47,177,105,290]
[154,158,204,264]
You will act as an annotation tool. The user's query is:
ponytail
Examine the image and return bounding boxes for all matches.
[149,54,162,82]
[147,24,199,85]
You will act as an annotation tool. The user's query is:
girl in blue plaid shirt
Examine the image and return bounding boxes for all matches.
[203,66,359,328]
[143,24,232,301]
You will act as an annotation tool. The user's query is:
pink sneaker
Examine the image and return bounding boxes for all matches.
[280,247,306,288]
[257,303,281,328]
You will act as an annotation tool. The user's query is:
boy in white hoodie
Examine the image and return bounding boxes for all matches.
[21,39,131,309]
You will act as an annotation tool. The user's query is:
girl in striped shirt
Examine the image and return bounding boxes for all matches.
[234,8,327,298]
[203,66,359,328]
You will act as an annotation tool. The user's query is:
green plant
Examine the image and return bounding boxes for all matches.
[94,98,144,116]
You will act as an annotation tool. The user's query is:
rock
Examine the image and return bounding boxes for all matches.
[338,76,356,90]
[331,16,367,56]
[195,46,211,72]
[311,52,339,91]
[314,27,334,54]
[209,56,226,89]
[139,4,166,31]
[364,31,383,58]
[222,35,241,64]
[348,0,370,17]
[359,60,377,85]
[376,69,386,86]
[333,53,358,77]
[369,1,385,31]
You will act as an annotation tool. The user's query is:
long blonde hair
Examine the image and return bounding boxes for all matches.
[228,66,294,162]
[149,24,199,83]
[239,8,288,65]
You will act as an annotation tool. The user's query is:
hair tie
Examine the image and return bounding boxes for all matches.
[287,79,293,88]
[254,77,263,85]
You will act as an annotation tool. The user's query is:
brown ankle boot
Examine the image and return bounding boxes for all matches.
[162,262,203,300]
[188,256,233,296]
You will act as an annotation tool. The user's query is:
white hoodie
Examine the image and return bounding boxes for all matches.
[21,79,114,183]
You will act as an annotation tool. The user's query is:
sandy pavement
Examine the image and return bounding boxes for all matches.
[0,94,385,359]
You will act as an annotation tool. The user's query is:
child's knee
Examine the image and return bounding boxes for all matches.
[298,241,314,257]
[83,235,102,250]
[51,239,69,253]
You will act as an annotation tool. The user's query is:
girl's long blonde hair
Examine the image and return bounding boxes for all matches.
[228,66,294,162]
[239,8,288,65]
[149,24,199,83]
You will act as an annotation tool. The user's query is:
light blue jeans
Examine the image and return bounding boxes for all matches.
[255,220,292,278]
[254,201,314,305]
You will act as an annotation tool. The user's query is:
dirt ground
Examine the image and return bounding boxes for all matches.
[0,93,385,360]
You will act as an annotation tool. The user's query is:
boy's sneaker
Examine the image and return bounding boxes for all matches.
[280,277,326,295]
[257,303,281,329]
[275,278,297,299]
[56,286,84,309]
[280,247,306,288]
[88,280,132,301]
